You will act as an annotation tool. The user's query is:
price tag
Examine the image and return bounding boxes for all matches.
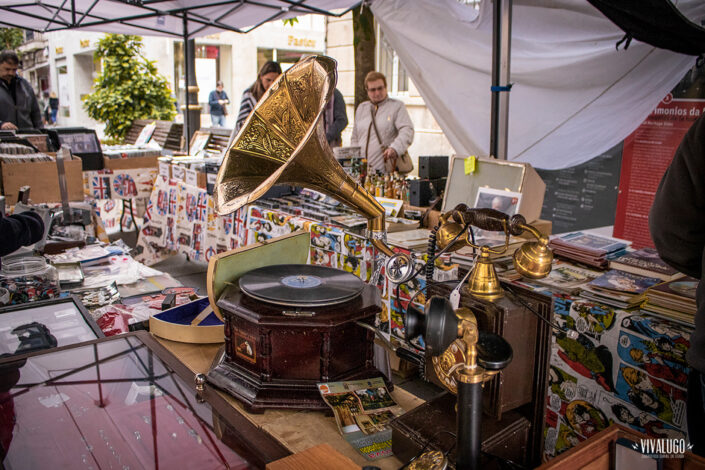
[158,161,170,179]
[171,164,185,181]
[185,168,198,187]
[464,156,476,175]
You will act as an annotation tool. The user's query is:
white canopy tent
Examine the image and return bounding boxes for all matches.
[371,0,705,170]
[0,0,359,38]
[0,0,360,140]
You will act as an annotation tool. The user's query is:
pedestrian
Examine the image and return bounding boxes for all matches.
[350,71,413,174]
[324,88,348,147]
[0,50,43,130]
[208,80,229,127]
[235,61,282,133]
[49,91,59,125]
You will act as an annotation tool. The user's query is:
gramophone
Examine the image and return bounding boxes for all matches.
[402,205,553,470]
[206,55,414,411]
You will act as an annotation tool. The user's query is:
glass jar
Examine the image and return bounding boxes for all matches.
[0,257,60,305]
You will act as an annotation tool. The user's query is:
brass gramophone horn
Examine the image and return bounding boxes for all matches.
[214,56,407,272]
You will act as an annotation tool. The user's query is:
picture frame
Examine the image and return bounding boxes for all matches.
[0,295,103,358]
[474,187,522,216]
[375,196,404,217]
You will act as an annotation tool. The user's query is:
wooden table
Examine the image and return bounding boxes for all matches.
[156,336,425,469]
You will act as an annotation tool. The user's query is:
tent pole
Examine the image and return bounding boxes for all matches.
[490,0,512,160]
[183,13,191,150]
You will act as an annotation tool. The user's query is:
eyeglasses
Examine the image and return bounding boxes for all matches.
[366,85,386,93]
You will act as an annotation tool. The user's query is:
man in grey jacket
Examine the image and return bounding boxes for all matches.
[351,71,414,174]
[0,50,42,130]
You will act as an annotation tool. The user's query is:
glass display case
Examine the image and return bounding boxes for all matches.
[0,332,289,469]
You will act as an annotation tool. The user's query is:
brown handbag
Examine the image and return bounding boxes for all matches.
[370,105,414,174]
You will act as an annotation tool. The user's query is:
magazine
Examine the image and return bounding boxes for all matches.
[317,377,404,460]
[550,231,628,255]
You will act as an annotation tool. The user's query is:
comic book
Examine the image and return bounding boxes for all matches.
[317,377,404,461]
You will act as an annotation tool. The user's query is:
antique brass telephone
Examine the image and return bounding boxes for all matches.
[402,205,553,470]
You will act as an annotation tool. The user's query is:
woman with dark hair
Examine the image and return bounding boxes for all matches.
[235,61,282,132]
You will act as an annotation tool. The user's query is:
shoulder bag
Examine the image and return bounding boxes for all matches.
[370,105,414,174]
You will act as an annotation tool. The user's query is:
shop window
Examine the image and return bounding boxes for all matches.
[377,28,408,95]
[174,43,222,108]
[257,48,318,73]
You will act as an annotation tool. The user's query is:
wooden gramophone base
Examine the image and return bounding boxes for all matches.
[208,353,391,413]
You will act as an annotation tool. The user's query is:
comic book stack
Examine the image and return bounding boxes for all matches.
[549,232,629,269]
[642,277,698,325]
[580,269,661,309]
[609,247,682,282]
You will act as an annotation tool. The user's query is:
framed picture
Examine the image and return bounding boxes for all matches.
[375,197,404,217]
[0,295,103,358]
[474,187,522,216]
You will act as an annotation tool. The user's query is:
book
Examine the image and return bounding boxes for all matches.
[609,247,682,281]
[317,377,403,461]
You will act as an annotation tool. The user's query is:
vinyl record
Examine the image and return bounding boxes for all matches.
[239,264,364,307]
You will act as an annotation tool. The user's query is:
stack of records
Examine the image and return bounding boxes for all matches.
[580,269,661,309]
[642,277,698,324]
[609,247,682,282]
[549,231,629,268]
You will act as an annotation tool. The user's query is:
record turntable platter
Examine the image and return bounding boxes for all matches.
[238,264,364,307]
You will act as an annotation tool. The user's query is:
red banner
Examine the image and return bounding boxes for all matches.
[613,96,705,248]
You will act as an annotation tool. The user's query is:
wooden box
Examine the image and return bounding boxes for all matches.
[391,392,531,467]
[537,424,705,470]
[442,155,546,222]
[103,155,159,170]
[1,158,83,205]
[209,283,388,412]
[428,281,553,466]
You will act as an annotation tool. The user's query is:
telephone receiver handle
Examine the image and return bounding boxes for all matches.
[451,205,527,235]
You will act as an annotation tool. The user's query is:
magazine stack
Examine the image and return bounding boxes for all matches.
[580,269,661,309]
[642,277,698,325]
[548,231,629,269]
[609,247,682,282]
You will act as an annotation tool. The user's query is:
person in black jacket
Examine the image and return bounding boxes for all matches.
[650,112,705,457]
[0,211,44,257]
[0,50,42,130]
[323,88,348,147]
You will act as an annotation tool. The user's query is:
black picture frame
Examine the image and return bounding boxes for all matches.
[0,295,104,359]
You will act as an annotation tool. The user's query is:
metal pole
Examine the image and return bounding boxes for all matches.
[489,0,512,160]
[456,380,483,469]
[182,13,191,149]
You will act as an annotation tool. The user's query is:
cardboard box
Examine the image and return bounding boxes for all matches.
[2,159,84,205]
[104,155,159,170]
[442,156,546,223]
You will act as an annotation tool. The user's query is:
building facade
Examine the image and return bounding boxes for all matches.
[21,12,452,169]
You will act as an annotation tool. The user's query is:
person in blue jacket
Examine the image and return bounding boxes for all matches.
[208,80,229,127]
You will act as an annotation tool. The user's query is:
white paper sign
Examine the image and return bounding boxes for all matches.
[171,164,185,182]
[185,168,198,187]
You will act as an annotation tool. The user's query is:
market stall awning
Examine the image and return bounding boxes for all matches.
[0,0,359,38]
[372,0,705,170]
